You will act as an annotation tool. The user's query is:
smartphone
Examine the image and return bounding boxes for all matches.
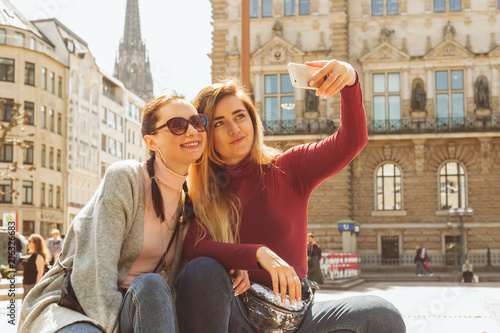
[287,63,326,90]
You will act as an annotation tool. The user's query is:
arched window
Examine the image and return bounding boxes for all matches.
[375,163,402,210]
[439,161,466,209]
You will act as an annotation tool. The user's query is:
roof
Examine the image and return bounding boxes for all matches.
[0,0,45,39]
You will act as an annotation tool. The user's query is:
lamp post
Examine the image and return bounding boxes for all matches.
[448,207,474,266]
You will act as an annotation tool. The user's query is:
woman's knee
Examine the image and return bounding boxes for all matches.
[178,257,227,282]
[358,296,405,331]
[129,273,171,298]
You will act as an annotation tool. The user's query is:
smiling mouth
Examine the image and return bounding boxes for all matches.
[231,137,245,144]
[181,142,200,147]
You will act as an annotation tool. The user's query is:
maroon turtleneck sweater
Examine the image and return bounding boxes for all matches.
[184,79,368,287]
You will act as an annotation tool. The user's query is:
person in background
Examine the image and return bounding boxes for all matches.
[48,229,63,266]
[420,247,434,276]
[462,265,474,283]
[22,234,49,300]
[307,233,323,285]
[19,93,208,333]
[414,245,428,276]
[177,59,406,332]
[462,259,473,273]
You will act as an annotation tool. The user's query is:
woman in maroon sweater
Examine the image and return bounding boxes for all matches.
[176,60,405,332]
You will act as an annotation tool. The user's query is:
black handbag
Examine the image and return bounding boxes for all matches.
[58,266,86,315]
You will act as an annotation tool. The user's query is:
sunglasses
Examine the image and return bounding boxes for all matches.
[150,114,209,136]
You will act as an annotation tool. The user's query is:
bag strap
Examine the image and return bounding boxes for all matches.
[153,193,183,273]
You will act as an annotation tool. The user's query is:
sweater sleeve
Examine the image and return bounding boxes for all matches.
[184,220,263,271]
[279,74,368,194]
[70,163,139,333]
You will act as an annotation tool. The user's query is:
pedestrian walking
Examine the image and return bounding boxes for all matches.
[22,234,49,300]
[307,233,324,285]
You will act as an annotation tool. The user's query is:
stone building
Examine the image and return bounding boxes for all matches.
[209,0,500,267]
[114,0,154,101]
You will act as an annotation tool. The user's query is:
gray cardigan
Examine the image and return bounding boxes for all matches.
[18,160,186,333]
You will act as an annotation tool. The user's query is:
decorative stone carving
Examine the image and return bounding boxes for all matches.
[447,142,456,159]
[296,32,302,49]
[318,31,326,50]
[465,35,472,51]
[265,44,289,64]
[383,144,392,160]
[272,20,283,37]
[256,34,261,49]
[426,36,432,53]
[363,39,369,55]
[402,38,408,53]
[380,27,395,43]
[443,21,456,40]
[411,81,426,111]
[475,77,490,110]
[305,89,319,112]
[490,33,496,51]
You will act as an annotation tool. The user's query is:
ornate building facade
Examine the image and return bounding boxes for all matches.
[114,0,154,101]
[210,0,500,267]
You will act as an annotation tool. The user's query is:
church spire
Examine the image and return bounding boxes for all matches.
[114,0,154,101]
[123,0,141,44]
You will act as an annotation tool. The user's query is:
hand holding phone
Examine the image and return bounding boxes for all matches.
[287,63,326,90]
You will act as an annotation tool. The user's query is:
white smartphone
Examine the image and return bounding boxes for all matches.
[287,63,326,90]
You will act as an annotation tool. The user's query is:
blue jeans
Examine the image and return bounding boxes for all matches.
[176,257,406,333]
[415,262,428,275]
[57,273,175,333]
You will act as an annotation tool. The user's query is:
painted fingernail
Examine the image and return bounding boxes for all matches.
[308,79,315,86]
[234,290,239,296]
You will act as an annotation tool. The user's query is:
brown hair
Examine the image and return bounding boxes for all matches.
[188,79,281,243]
[141,92,187,222]
[28,234,49,264]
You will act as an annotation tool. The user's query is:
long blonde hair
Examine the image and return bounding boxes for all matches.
[189,79,281,243]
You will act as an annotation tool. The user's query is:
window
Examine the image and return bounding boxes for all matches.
[58,76,62,97]
[101,134,107,151]
[41,105,46,128]
[1,98,14,122]
[0,179,12,203]
[109,138,116,155]
[30,37,35,50]
[24,141,34,164]
[372,0,398,15]
[23,221,34,237]
[25,62,35,86]
[40,183,45,206]
[373,73,401,133]
[41,144,46,167]
[299,0,310,15]
[48,185,53,207]
[56,186,61,208]
[49,109,54,131]
[14,32,24,47]
[49,72,55,94]
[0,29,5,44]
[117,115,123,132]
[57,113,62,134]
[439,161,466,210]
[22,181,33,204]
[435,0,461,12]
[117,142,123,158]
[57,149,61,171]
[100,107,107,123]
[0,58,15,82]
[42,67,47,90]
[262,0,273,17]
[376,163,402,210]
[264,74,295,131]
[285,0,295,16]
[381,236,399,265]
[24,101,35,125]
[435,70,464,130]
[250,0,258,17]
[0,143,13,162]
[107,110,116,128]
[49,147,54,169]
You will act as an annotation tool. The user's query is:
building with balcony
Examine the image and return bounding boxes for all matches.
[210,0,500,268]
[0,1,67,238]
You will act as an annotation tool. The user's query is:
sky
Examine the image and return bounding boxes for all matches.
[12,0,214,100]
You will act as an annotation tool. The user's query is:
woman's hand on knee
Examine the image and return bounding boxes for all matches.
[256,247,301,305]
[229,269,250,296]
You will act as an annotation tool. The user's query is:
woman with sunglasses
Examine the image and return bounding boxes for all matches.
[19,93,208,333]
[22,234,49,301]
[176,60,406,332]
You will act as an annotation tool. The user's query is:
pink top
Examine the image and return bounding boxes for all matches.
[121,157,187,288]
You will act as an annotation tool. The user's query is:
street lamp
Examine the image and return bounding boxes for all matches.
[448,207,474,266]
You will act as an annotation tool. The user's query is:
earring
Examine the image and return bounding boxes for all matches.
[156,147,167,166]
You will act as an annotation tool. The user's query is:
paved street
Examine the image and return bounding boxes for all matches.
[2,281,500,332]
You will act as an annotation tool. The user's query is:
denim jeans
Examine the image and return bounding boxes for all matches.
[57,273,175,333]
[176,257,406,333]
[415,262,428,275]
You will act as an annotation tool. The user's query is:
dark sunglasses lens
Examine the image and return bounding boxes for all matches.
[191,115,208,131]
[167,118,189,135]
